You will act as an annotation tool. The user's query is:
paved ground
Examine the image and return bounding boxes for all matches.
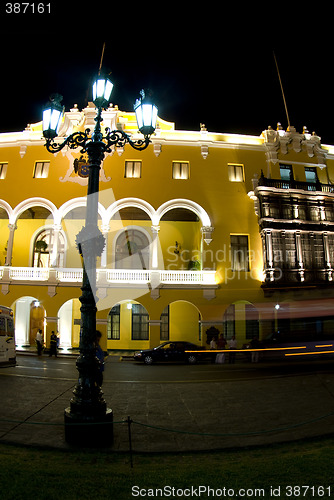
[1,352,334,452]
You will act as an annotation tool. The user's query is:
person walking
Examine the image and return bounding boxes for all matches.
[35,329,43,356]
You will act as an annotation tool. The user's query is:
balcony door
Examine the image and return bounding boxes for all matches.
[33,228,65,268]
[115,228,150,270]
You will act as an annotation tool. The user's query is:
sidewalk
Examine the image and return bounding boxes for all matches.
[15,346,135,359]
[1,353,334,452]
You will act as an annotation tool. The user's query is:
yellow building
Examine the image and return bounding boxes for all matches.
[1,102,334,353]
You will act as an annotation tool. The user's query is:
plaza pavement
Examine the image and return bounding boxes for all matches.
[1,351,334,452]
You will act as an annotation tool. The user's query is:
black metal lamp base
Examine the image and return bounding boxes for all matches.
[64,407,113,446]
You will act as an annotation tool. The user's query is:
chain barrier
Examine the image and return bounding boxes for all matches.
[0,409,334,433]
[1,411,334,469]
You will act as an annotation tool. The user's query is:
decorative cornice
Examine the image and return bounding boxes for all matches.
[262,123,326,166]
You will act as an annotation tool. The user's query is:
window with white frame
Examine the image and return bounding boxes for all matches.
[107,304,120,340]
[228,164,244,182]
[223,304,235,339]
[172,161,189,179]
[115,228,150,270]
[230,235,249,271]
[124,161,141,178]
[33,161,50,179]
[0,163,8,179]
[160,305,169,341]
[33,228,65,268]
[132,303,149,340]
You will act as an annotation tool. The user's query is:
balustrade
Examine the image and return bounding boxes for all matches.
[0,266,216,286]
[258,175,334,193]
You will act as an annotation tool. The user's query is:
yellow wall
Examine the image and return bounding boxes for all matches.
[1,119,333,351]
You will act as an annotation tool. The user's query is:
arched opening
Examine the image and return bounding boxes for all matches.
[62,205,91,268]
[108,206,152,269]
[159,208,202,270]
[12,296,45,347]
[222,301,260,346]
[58,298,81,349]
[14,206,52,267]
[160,301,202,344]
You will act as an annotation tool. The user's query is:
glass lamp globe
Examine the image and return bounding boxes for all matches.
[134,90,158,137]
[92,75,113,109]
[42,94,64,139]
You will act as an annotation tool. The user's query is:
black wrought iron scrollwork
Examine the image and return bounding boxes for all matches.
[44,130,91,154]
[44,123,151,155]
[105,128,150,152]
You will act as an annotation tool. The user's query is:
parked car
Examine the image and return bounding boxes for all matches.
[134,341,206,365]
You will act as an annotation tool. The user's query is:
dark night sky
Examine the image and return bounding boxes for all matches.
[2,4,334,143]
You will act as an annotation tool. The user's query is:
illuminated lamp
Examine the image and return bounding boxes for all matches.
[42,94,64,140]
[92,74,113,109]
[134,89,158,137]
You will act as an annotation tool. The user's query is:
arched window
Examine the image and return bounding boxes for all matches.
[160,305,169,341]
[223,304,235,339]
[115,229,150,269]
[107,304,120,340]
[33,229,65,268]
[132,303,149,340]
[245,303,259,339]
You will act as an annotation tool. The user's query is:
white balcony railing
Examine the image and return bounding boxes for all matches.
[0,266,216,287]
[56,269,83,282]
[9,267,49,281]
[160,270,216,284]
[106,269,151,283]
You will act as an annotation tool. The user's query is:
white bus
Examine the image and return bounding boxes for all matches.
[0,306,15,366]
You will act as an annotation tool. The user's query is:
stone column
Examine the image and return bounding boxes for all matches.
[151,225,160,269]
[5,223,17,266]
[50,224,62,267]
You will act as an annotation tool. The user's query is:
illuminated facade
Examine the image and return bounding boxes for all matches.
[1,103,334,352]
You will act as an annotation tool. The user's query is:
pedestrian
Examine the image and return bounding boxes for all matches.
[35,329,43,356]
[210,336,217,350]
[216,334,226,364]
[49,331,58,357]
[95,330,105,386]
[228,335,237,364]
[210,336,217,363]
[250,335,260,363]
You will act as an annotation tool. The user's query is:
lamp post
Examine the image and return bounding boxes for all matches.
[42,76,158,445]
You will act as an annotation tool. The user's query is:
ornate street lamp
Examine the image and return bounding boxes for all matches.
[42,93,64,140]
[42,74,158,445]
